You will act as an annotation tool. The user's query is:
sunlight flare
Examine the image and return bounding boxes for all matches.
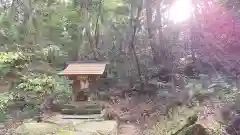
[169,0,194,23]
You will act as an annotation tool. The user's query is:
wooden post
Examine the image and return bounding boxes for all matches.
[200,74,210,89]
[72,77,81,102]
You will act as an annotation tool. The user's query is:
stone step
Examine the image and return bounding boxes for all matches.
[63,102,101,110]
[61,114,102,119]
[61,108,101,115]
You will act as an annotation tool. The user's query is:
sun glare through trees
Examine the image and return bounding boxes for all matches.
[169,0,194,23]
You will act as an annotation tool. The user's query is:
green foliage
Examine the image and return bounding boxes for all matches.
[103,0,125,11]
[13,73,72,115]
[0,14,19,42]
[0,92,14,122]
[0,92,13,111]
[0,52,29,76]
[17,73,72,94]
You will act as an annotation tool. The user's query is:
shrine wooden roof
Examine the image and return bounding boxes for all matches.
[58,61,109,75]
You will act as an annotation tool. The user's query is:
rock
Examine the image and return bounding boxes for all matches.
[14,120,117,135]
[101,108,114,120]
[178,124,208,135]
[72,131,95,135]
[185,124,208,135]
[226,115,240,135]
[74,120,117,135]
[14,122,60,135]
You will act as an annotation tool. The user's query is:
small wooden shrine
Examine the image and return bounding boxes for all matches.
[58,61,109,102]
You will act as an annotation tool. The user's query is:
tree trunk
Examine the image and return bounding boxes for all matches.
[37,93,58,122]
[145,1,158,64]
[128,0,144,90]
